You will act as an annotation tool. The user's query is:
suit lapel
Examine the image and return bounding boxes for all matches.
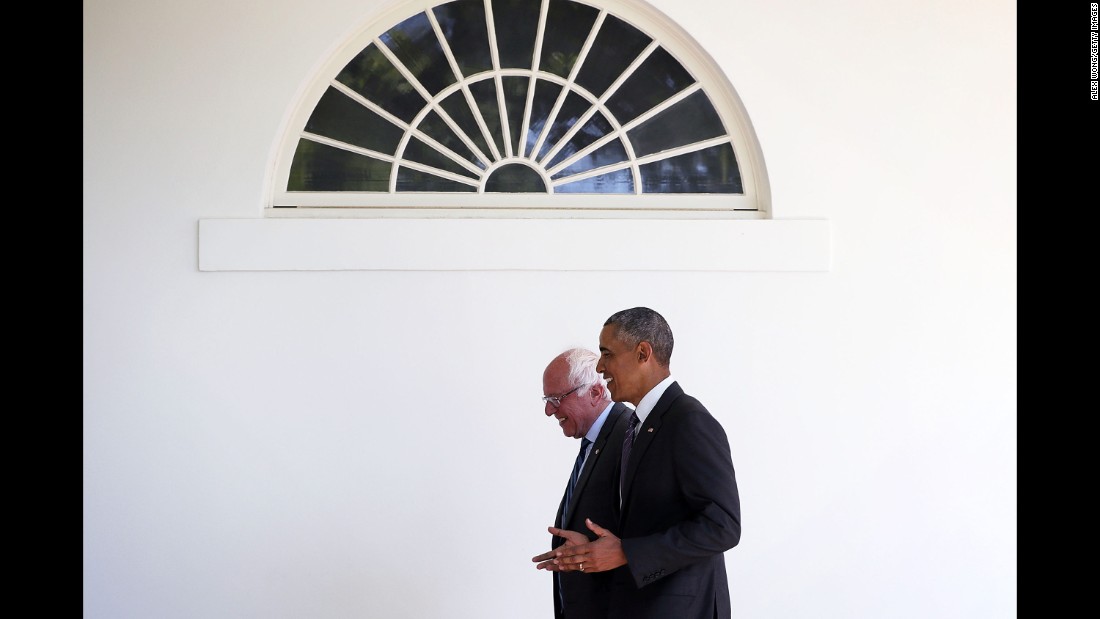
[564,403,627,529]
[620,382,683,516]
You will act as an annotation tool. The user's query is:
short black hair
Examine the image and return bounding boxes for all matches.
[604,307,674,366]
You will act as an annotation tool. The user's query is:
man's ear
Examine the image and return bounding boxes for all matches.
[586,382,602,401]
[636,341,653,364]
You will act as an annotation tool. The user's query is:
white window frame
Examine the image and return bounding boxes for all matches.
[199,0,831,272]
[265,0,770,218]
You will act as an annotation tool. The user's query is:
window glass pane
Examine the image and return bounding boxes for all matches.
[305,87,405,154]
[380,12,456,97]
[417,110,487,169]
[555,168,634,193]
[501,76,530,154]
[627,90,724,157]
[492,0,540,69]
[523,79,564,156]
[536,91,591,161]
[396,167,478,192]
[288,141,391,192]
[485,163,547,192]
[336,43,427,124]
[606,47,694,126]
[574,15,651,98]
[468,79,505,155]
[402,136,480,179]
[546,110,614,169]
[550,138,627,179]
[539,0,600,78]
[433,0,493,77]
[438,91,495,162]
[286,0,758,203]
[639,143,742,193]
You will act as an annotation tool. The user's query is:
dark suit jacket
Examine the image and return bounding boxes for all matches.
[610,382,741,619]
[552,402,631,619]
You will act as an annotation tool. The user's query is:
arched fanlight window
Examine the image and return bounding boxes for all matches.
[269,0,769,217]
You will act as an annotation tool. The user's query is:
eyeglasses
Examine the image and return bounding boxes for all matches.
[542,384,583,407]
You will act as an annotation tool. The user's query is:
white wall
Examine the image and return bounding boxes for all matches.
[83,0,1017,617]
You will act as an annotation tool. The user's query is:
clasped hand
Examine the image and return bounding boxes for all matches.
[531,518,627,573]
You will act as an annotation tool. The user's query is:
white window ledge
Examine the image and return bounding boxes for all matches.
[198,218,831,271]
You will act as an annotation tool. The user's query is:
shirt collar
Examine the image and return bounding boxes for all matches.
[634,375,675,427]
[584,401,615,443]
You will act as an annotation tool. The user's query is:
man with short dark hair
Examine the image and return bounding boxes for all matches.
[534,308,742,619]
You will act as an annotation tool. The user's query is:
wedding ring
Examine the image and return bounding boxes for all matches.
[579,563,585,572]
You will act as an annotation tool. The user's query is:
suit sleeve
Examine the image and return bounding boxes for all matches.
[621,403,741,587]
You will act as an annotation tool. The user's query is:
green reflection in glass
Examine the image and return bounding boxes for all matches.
[397,167,479,191]
[540,0,600,78]
[305,87,404,154]
[439,91,495,162]
[417,110,486,169]
[403,136,480,179]
[381,11,456,97]
[288,140,391,192]
[433,0,493,77]
[336,43,426,124]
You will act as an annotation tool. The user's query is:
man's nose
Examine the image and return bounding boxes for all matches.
[545,402,556,416]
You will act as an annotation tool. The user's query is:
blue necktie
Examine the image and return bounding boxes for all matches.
[562,438,592,526]
[620,412,640,499]
[557,437,592,610]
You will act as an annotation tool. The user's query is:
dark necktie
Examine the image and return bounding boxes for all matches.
[562,438,592,526]
[620,412,640,498]
[556,438,590,609]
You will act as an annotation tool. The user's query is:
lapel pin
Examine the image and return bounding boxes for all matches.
[647,428,654,432]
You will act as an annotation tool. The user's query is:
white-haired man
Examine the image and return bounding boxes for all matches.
[535,347,632,619]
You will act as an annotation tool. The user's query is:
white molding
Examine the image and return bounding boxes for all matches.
[198,218,831,271]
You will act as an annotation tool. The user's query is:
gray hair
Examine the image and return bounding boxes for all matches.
[604,307,674,366]
[562,347,608,394]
